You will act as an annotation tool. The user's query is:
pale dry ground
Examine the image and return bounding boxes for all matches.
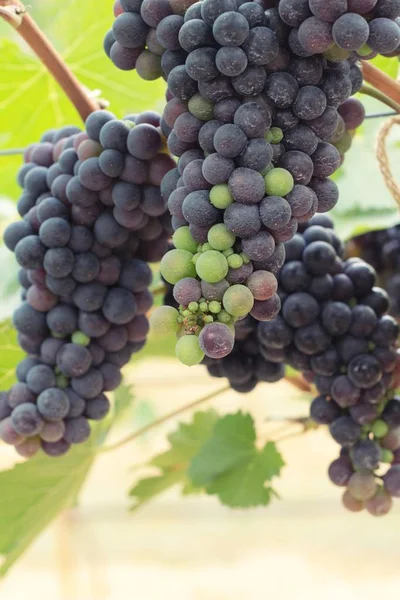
[1,357,400,600]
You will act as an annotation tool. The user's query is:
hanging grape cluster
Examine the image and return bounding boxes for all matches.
[1,111,176,458]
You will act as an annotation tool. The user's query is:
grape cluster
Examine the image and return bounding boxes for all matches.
[347,224,400,319]
[150,0,374,366]
[104,0,197,78]
[1,110,175,458]
[279,0,400,58]
[256,215,400,515]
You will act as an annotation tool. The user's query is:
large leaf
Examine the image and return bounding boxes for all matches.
[189,412,285,508]
[0,0,166,200]
[129,410,219,510]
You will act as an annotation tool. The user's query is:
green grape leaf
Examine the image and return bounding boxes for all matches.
[0,444,95,577]
[0,0,166,200]
[129,410,218,510]
[113,382,135,425]
[0,320,24,391]
[189,412,284,508]
[371,55,399,79]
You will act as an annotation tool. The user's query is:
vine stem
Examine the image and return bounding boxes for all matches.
[360,84,400,113]
[362,62,400,108]
[0,1,99,121]
[100,385,231,453]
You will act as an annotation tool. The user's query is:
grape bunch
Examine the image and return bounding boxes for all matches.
[347,225,400,319]
[104,0,198,79]
[150,0,373,366]
[279,0,400,58]
[1,110,176,459]
[256,215,400,515]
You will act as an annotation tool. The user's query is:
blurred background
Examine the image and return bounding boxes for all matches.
[1,1,400,599]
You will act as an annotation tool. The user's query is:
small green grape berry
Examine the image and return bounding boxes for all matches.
[368,341,376,351]
[182,309,191,317]
[209,184,233,209]
[71,331,91,346]
[150,306,180,336]
[197,244,203,253]
[160,249,196,284]
[357,43,373,57]
[200,302,208,312]
[52,332,66,340]
[372,420,389,439]
[199,297,206,304]
[202,242,213,252]
[188,93,214,121]
[188,302,199,313]
[264,167,294,197]
[54,366,61,375]
[204,315,214,324]
[223,284,254,317]
[265,127,283,144]
[223,248,234,257]
[192,253,201,264]
[361,425,371,434]
[240,252,250,265]
[177,316,184,324]
[172,226,198,254]
[196,250,229,283]
[209,301,221,314]
[381,449,394,464]
[323,44,350,61]
[227,254,243,269]
[56,375,69,389]
[175,335,204,366]
[217,310,232,324]
[208,223,236,251]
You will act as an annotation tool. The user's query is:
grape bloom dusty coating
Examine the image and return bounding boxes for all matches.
[1,109,176,458]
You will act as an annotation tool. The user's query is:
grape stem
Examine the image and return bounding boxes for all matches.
[362,62,400,110]
[360,85,400,114]
[0,148,25,156]
[100,385,231,453]
[0,1,99,121]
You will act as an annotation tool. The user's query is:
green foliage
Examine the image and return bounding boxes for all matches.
[130,411,284,510]
[371,56,399,79]
[0,0,166,200]
[0,381,135,578]
[129,410,218,509]
[0,320,24,390]
[189,412,284,508]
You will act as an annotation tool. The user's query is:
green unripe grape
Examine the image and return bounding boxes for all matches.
[54,366,61,375]
[53,332,66,340]
[192,252,201,264]
[333,131,352,155]
[200,301,208,312]
[260,163,273,177]
[323,44,350,62]
[204,315,214,324]
[202,242,212,252]
[189,302,199,313]
[209,301,221,314]
[372,420,389,439]
[196,250,228,283]
[381,449,394,464]
[182,309,191,317]
[357,43,373,57]
[223,248,234,257]
[264,167,294,197]
[265,127,283,144]
[223,284,254,317]
[160,249,196,284]
[173,226,198,254]
[188,93,214,121]
[217,310,232,324]
[209,184,233,209]
[208,223,236,252]
[175,334,204,366]
[56,375,69,389]
[150,306,180,336]
[227,254,243,269]
[71,331,90,346]
[240,252,250,264]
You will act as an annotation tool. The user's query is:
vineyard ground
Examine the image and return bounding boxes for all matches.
[1,358,399,600]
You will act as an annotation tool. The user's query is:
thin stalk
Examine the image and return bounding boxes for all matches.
[360,85,400,113]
